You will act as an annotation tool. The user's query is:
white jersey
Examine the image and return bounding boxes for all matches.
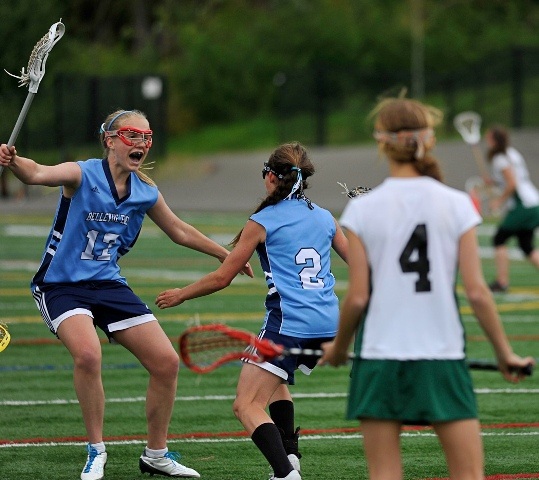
[492,146,539,208]
[340,176,481,360]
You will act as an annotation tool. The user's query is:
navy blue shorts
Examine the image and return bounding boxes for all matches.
[243,329,334,385]
[32,281,156,340]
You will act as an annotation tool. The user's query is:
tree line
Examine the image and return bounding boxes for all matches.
[1,0,538,136]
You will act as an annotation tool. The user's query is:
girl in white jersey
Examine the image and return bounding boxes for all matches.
[484,125,539,292]
[157,142,348,480]
[319,97,534,480]
[0,109,253,480]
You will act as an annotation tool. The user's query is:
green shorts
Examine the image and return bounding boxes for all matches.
[500,196,539,231]
[347,359,478,425]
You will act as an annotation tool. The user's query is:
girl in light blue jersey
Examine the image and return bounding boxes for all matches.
[157,142,348,480]
[0,109,253,480]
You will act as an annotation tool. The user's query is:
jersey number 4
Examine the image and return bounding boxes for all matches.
[399,224,431,292]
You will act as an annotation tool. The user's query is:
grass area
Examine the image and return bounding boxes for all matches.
[0,214,538,480]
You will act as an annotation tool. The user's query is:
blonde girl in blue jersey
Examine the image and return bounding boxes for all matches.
[157,142,348,480]
[319,97,535,480]
[0,109,253,480]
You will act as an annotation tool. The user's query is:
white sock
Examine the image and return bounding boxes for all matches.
[145,447,168,458]
[90,442,105,454]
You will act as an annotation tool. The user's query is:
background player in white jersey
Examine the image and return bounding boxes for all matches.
[484,125,539,292]
[156,142,348,480]
[319,97,535,480]
[0,109,253,480]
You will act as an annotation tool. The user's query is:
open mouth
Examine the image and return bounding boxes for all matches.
[129,152,144,160]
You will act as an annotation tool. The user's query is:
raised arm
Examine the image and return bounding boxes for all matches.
[0,144,81,192]
[148,193,253,278]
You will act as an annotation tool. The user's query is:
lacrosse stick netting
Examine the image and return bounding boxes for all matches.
[453,111,491,180]
[337,182,372,199]
[453,111,482,146]
[3,20,65,163]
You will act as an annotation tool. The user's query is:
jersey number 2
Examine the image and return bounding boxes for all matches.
[399,224,431,292]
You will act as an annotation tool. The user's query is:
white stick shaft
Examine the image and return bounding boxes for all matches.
[471,144,489,179]
[0,92,35,176]
[8,92,35,147]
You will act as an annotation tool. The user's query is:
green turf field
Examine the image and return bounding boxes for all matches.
[0,212,537,480]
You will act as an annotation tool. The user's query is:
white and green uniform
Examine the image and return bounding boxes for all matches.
[491,146,539,231]
[340,176,481,424]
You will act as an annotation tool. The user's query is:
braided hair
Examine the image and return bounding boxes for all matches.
[230,142,315,247]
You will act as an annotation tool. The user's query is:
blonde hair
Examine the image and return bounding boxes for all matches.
[100,109,156,187]
[371,97,444,181]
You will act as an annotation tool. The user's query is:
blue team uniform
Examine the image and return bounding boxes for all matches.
[251,199,339,339]
[31,158,159,338]
[32,158,158,288]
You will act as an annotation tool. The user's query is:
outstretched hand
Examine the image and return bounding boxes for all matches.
[156,288,183,309]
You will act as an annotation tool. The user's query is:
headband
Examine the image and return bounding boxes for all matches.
[100,110,134,133]
[373,128,434,159]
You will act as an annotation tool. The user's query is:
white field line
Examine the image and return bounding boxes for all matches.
[2,389,538,407]
[1,431,538,449]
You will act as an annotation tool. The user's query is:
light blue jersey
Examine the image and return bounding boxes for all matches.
[31,158,158,289]
[251,199,339,338]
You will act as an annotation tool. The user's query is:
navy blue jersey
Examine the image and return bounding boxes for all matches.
[251,199,339,338]
[31,158,158,289]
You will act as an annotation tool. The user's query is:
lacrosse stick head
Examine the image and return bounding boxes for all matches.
[5,20,65,94]
[0,323,11,353]
[178,324,283,374]
[454,111,482,145]
[337,182,372,199]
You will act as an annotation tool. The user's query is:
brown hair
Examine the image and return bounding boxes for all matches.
[371,97,444,182]
[230,142,315,246]
[486,125,509,162]
[100,109,155,187]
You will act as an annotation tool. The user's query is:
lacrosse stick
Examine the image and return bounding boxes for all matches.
[178,324,534,376]
[0,323,11,353]
[453,111,490,180]
[337,182,372,199]
[1,20,65,175]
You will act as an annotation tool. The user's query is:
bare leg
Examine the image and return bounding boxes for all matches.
[360,419,403,480]
[57,315,104,443]
[433,419,484,480]
[527,249,539,269]
[269,383,293,404]
[494,245,510,286]
[114,321,179,449]
[233,363,283,434]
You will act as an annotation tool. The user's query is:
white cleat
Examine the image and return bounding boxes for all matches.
[139,450,200,478]
[270,469,301,480]
[81,444,107,480]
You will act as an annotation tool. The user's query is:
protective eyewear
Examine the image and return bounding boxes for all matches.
[105,126,153,148]
[262,162,283,179]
